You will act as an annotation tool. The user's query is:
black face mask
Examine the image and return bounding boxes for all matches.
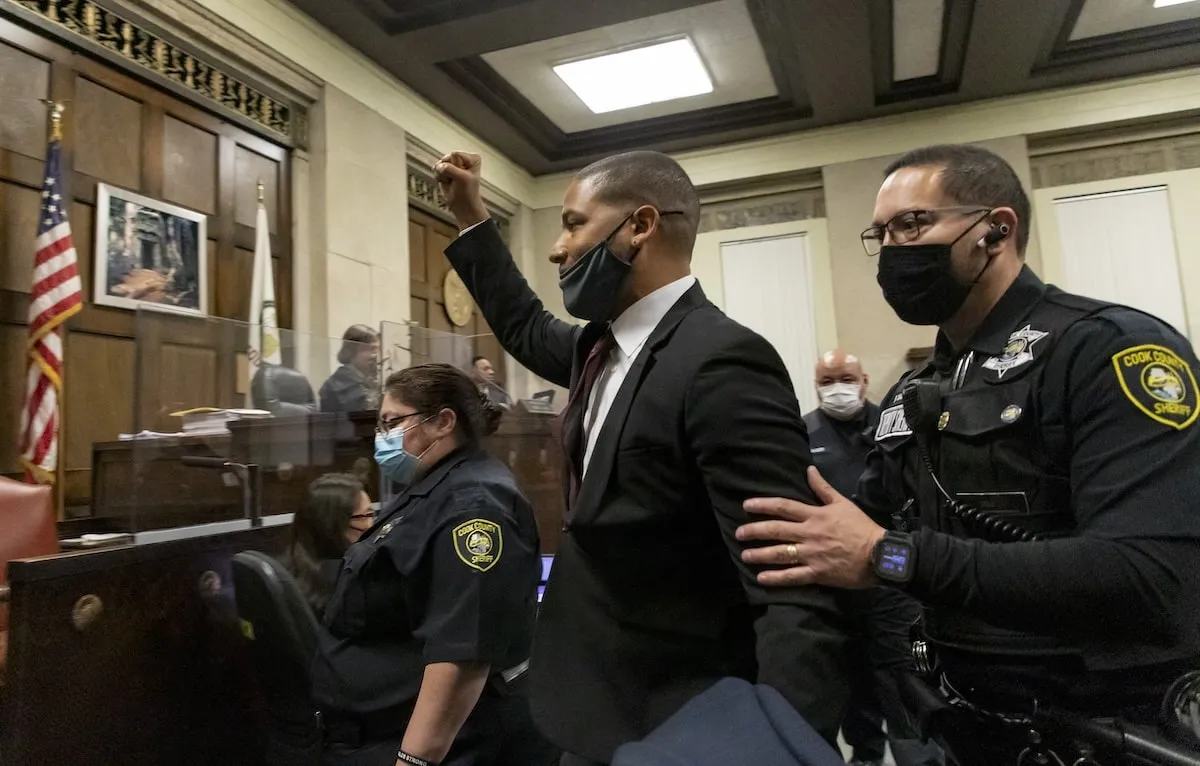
[877,217,991,326]
[558,213,637,322]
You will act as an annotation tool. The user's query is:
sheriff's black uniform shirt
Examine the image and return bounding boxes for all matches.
[803,403,880,498]
[856,266,1200,710]
[312,445,540,716]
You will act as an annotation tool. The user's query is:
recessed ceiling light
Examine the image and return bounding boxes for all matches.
[553,38,713,115]
[1154,0,1198,7]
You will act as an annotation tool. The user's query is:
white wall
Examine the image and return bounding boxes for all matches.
[1034,168,1200,342]
[694,218,837,355]
[720,233,822,412]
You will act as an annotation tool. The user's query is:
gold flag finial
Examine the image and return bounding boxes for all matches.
[42,100,66,142]
[257,179,264,204]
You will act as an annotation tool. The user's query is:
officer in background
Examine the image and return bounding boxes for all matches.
[470,356,513,410]
[737,144,1200,764]
[806,350,942,766]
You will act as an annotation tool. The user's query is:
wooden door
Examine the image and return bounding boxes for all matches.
[407,208,506,383]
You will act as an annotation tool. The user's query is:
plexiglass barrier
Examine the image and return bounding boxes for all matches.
[122,309,379,535]
[379,322,565,550]
[103,312,566,551]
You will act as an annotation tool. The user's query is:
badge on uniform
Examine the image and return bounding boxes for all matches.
[982,325,1049,380]
[373,521,395,544]
[875,404,912,440]
[1111,343,1199,430]
[452,519,503,572]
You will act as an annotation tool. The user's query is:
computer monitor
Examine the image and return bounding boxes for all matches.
[537,554,554,602]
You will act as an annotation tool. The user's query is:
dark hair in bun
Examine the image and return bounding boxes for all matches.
[383,363,501,443]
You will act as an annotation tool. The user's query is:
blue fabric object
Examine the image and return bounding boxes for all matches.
[612,677,844,766]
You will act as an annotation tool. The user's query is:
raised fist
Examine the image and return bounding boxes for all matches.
[433,151,489,230]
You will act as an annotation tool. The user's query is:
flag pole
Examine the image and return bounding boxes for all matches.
[49,101,67,519]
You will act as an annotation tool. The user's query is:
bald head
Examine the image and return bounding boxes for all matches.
[815,349,865,386]
[814,349,869,420]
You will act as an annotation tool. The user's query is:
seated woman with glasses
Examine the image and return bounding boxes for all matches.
[284,473,375,619]
[313,364,557,766]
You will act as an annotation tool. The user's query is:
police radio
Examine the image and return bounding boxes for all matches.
[900,379,1043,544]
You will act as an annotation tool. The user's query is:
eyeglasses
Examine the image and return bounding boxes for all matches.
[860,206,990,256]
[376,411,426,435]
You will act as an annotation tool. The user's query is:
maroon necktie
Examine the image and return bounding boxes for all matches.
[560,329,616,509]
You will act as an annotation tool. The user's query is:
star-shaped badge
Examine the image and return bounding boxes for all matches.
[982,325,1049,379]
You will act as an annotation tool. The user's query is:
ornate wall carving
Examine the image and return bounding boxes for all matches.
[404,136,515,244]
[698,188,826,233]
[12,0,303,144]
[1031,134,1200,188]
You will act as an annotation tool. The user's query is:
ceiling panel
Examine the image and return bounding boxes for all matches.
[480,0,776,132]
[287,0,1200,175]
[1070,0,1200,40]
[893,0,946,81]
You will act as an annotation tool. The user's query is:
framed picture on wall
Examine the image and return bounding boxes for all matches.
[94,184,208,316]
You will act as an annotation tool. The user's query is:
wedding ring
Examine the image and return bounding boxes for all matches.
[786,543,799,563]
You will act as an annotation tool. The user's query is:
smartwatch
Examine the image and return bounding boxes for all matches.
[870,531,915,584]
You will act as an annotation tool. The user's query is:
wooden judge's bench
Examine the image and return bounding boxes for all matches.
[0,405,563,765]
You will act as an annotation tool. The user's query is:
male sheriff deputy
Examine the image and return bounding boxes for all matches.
[735,144,1200,765]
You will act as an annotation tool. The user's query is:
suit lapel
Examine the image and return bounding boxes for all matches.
[572,283,708,518]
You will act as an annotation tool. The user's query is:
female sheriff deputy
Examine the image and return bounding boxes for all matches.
[312,363,556,766]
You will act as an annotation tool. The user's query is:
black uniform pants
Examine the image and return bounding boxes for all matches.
[842,588,945,766]
[323,676,559,766]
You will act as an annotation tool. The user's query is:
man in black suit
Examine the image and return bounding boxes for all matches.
[434,150,847,765]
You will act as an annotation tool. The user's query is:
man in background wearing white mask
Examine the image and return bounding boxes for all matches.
[806,350,873,496]
[804,350,944,766]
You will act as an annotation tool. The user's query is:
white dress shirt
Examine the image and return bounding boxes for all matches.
[581,275,696,475]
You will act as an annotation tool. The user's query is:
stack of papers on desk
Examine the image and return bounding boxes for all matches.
[170,407,273,435]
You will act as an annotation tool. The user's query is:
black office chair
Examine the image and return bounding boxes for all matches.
[232,550,323,766]
[251,363,318,417]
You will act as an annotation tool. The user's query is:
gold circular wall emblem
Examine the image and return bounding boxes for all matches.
[443,269,474,327]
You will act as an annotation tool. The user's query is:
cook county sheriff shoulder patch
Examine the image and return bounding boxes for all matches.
[1112,344,1199,430]
[452,519,503,572]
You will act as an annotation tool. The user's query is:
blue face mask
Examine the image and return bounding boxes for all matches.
[374,416,436,485]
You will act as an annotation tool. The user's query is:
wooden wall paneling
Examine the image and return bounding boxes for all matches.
[405,208,504,381]
[69,200,94,310]
[228,244,254,331]
[62,332,135,502]
[234,145,279,233]
[409,220,427,283]
[0,180,41,293]
[161,115,217,216]
[0,20,293,512]
[140,103,165,200]
[275,143,292,329]
[215,311,241,411]
[0,323,27,475]
[213,133,237,322]
[72,76,143,191]
[0,39,49,161]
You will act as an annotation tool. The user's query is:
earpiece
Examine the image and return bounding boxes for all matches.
[981,223,1010,246]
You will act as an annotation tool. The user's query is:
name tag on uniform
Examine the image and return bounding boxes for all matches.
[875,404,912,440]
[811,446,827,454]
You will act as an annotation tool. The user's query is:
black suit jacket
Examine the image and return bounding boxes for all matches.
[445,221,847,761]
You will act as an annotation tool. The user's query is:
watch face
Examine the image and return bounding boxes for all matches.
[877,540,911,579]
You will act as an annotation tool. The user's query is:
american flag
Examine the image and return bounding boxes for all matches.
[18,125,83,484]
